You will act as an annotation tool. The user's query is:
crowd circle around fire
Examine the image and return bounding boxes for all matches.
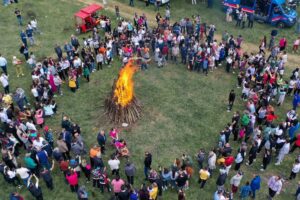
[1,0,300,200]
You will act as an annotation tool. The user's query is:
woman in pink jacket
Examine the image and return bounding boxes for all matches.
[66,170,79,192]
[34,108,44,128]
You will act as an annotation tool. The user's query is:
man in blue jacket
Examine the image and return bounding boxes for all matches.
[250,175,261,199]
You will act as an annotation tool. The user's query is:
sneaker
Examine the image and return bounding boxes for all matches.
[245,162,249,166]
[21,74,25,76]
[17,185,23,189]
[275,162,280,166]
[227,109,231,112]
[260,168,264,171]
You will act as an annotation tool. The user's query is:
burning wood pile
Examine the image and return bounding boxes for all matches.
[104,60,142,124]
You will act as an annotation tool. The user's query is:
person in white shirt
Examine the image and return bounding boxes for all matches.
[32,137,45,149]
[4,166,22,188]
[0,72,9,94]
[96,52,104,70]
[0,108,8,123]
[290,159,300,180]
[108,156,120,175]
[0,54,8,75]
[26,120,37,131]
[16,167,30,184]
[268,176,282,199]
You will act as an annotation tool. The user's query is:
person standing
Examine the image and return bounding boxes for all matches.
[12,56,24,77]
[125,161,136,185]
[111,175,125,197]
[108,155,120,176]
[240,181,251,199]
[144,151,152,180]
[293,93,300,110]
[0,72,9,94]
[246,141,258,166]
[198,167,210,189]
[268,176,282,200]
[19,43,29,60]
[27,175,43,200]
[0,54,8,75]
[228,89,236,111]
[279,37,287,51]
[230,171,243,194]
[275,139,290,165]
[66,169,79,192]
[14,8,23,26]
[250,175,261,199]
[129,0,134,7]
[97,130,106,154]
[241,12,247,29]
[40,160,55,190]
[290,159,300,180]
[248,13,254,28]
[260,149,271,171]
[155,0,161,11]
[226,55,233,73]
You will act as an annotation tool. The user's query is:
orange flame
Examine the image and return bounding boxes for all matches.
[114,60,138,107]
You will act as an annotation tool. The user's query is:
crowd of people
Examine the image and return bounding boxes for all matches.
[0,1,300,200]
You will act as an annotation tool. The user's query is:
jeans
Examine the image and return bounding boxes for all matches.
[144,166,150,179]
[4,85,9,94]
[141,63,148,70]
[3,0,9,5]
[17,16,23,26]
[127,176,134,185]
[1,65,7,75]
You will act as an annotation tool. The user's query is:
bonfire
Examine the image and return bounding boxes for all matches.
[105,60,142,124]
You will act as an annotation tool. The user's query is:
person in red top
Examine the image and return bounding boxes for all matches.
[59,158,69,178]
[279,37,287,51]
[66,169,79,192]
[290,134,300,153]
[266,111,277,124]
[162,45,169,61]
[224,154,234,174]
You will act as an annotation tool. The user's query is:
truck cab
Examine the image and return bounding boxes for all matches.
[223,0,297,28]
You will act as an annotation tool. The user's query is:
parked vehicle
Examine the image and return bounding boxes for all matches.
[223,0,298,28]
[74,4,103,34]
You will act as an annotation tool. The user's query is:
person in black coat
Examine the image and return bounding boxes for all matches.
[97,130,106,154]
[216,171,227,190]
[228,89,236,111]
[144,151,152,180]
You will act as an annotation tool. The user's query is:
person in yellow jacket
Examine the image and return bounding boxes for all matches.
[68,76,77,93]
[198,167,210,189]
[149,182,158,200]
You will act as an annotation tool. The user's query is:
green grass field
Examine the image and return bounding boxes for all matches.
[0,0,299,199]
